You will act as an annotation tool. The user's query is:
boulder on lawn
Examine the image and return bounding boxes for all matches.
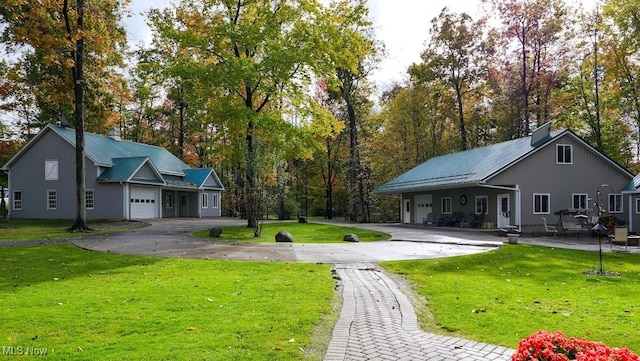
[209,227,223,238]
[275,230,294,243]
[343,234,359,243]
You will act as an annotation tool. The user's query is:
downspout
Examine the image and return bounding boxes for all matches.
[477,183,521,232]
[5,170,11,219]
[628,192,634,232]
[120,182,128,220]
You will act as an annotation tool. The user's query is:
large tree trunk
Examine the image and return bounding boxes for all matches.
[325,137,334,220]
[245,119,258,233]
[454,81,467,151]
[66,0,88,231]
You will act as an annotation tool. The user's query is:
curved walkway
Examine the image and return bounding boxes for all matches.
[325,263,514,361]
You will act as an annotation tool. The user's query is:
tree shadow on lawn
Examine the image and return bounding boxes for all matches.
[0,244,161,288]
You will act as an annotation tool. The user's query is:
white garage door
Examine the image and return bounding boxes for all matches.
[130,186,158,219]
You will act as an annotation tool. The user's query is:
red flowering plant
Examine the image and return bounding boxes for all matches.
[512,331,640,361]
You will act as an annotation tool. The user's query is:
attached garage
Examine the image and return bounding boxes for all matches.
[130,186,158,219]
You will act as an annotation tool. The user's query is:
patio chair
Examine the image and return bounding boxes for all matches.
[542,217,557,236]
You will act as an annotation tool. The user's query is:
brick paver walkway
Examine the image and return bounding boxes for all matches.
[324,263,515,361]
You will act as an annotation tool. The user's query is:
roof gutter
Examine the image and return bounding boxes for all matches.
[477,183,521,233]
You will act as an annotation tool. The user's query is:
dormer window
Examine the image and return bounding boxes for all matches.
[556,144,572,164]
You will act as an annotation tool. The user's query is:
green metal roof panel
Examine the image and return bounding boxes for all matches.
[97,157,147,182]
[50,125,189,175]
[623,173,640,192]
[184,169,211,186]
[374,131,563,194]
[184,168,225,190]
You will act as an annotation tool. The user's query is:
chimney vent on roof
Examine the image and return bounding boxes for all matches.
[108,128,121,141]
[530,122,551,147]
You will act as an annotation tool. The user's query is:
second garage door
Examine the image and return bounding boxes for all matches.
[130,186,158,219]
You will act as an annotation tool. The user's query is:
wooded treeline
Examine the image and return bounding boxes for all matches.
[1,0,640,225]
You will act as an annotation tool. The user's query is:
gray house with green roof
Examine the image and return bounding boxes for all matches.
[374,124,634,233]
[2,124,224,220]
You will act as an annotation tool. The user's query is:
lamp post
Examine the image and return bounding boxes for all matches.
[591,222,607,275]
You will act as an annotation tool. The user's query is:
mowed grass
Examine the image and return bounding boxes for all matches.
[1,244,334,360]
[381,244,640,352]
[0,219,148,242]
[195,221,389,243]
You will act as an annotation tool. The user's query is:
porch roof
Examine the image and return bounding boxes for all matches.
[622,173,640,192]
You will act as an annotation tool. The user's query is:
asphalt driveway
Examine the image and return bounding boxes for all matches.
[72,218,504,263]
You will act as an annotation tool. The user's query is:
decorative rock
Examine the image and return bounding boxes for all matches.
[275,230,294,243]
[343,234,359,243]
[209,227,223,238]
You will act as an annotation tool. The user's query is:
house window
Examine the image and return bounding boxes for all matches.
[212,194,219,209]
[164,193,173,208]
[556,144,572,164]
[85,189,94,210]
[47,190,57,210]
[13,191,22,210]
[202,193,209,209]
[475,195,488,214]
[45,160,59,180]
[441,197,452,214]
[572,194,588,209]
[609,194,622,213]
[533,193,550,214]
[635,198,640,214]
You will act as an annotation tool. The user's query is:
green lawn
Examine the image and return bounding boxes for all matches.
[1,244,334,360]
[381,244,640,352]
[5,219,640,355]
[0,219,148,242]
[195,221,390,243]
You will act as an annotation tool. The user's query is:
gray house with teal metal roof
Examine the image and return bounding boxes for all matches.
[2,124,224,220]
[374,124,634,233]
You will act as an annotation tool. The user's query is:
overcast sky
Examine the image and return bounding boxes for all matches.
[124,0,595,94]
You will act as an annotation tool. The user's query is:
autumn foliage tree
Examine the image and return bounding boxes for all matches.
[147,0,373,231]
[0,0,130,135]
[0,0,130,230]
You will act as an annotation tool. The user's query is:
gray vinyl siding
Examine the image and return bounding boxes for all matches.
[200,190,222,217]
[9,131,76,219]
[489,134,631,226]
[9,130,126,220]
[89,183,125,220]
[133,163,160,180]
